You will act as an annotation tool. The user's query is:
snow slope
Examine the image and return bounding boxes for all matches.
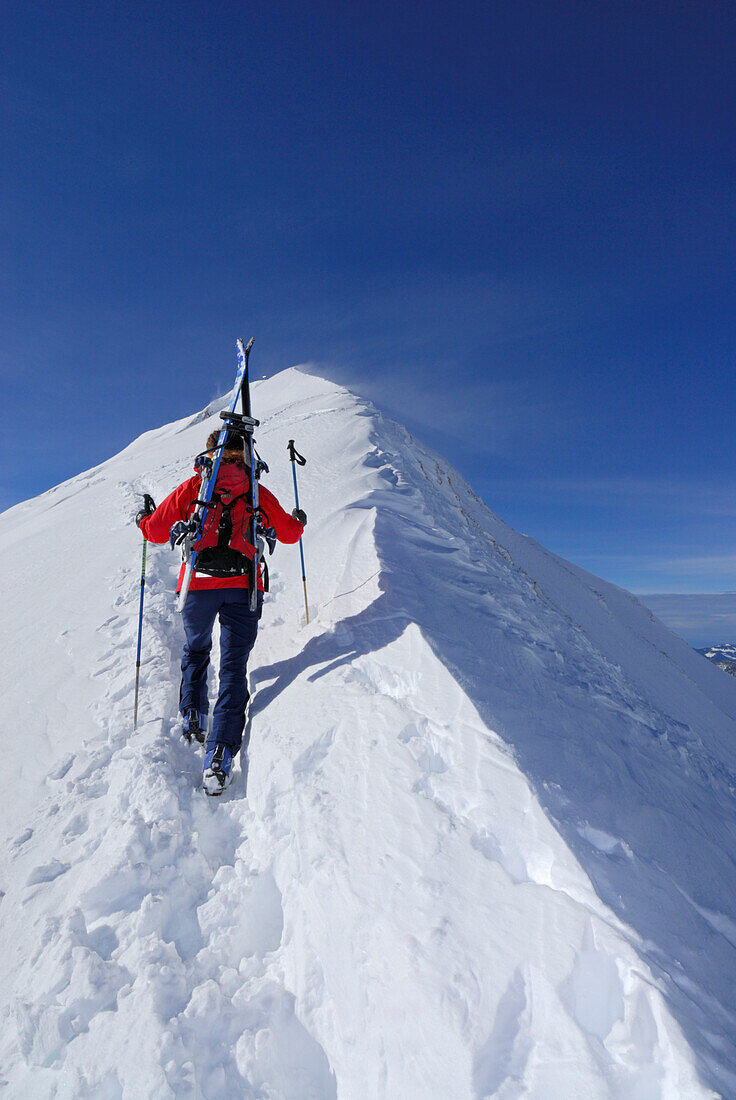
[1,367,735,1098]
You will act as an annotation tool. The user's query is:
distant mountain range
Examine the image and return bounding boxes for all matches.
[698,643,736,676]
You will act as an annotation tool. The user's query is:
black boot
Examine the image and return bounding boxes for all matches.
[182,709,205,744]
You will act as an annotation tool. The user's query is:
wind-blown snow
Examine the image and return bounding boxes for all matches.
[1,367,735,1097]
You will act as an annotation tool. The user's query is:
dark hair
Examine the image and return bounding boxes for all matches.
[206,430,244,453]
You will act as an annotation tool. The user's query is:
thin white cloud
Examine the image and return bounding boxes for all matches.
[568,551,736,586]
[492,476,736,519]
[638,593,736,647]
[652,556,736,575]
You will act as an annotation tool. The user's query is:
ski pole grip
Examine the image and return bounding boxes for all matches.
[288,439,306,466]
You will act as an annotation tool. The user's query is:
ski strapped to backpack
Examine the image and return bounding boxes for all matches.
[177,338,265,613]
[239,336,261,612]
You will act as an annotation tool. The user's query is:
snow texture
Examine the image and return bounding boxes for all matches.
[1,367,735,1098]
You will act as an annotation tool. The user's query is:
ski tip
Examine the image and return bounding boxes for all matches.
[236,336,255,353]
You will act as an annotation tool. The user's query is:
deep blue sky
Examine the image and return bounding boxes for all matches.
[3,1,736,631]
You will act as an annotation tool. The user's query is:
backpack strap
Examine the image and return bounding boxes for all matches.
[215,491,254,551]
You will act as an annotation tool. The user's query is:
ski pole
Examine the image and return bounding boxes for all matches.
[133,538,148,729]
[287,439,309,624]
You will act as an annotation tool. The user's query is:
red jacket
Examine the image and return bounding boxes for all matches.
[140,461,304,593]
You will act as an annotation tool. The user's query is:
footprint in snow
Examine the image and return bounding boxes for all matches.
[47,754,74,781]
[62,812,88,840]
[26,859,71,887]
[292,728,336,775]
[11,828,33,850]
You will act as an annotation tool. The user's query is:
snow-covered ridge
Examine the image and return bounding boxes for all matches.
[700,645,736,660]
[699,644,736,676]
[0,367,734,1097]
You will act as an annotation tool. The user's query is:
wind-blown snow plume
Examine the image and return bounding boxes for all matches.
[0,369,734,1097]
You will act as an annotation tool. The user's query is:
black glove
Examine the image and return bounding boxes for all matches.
[135,493,156,528]
[169,519,199,550]
[292,508,307,528]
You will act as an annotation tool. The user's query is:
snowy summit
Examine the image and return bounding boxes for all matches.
[1,367,735,1098]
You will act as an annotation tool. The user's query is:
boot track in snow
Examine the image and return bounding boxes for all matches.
[0,368,733,1097]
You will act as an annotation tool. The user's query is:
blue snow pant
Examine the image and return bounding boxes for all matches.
[180,588,262,755]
